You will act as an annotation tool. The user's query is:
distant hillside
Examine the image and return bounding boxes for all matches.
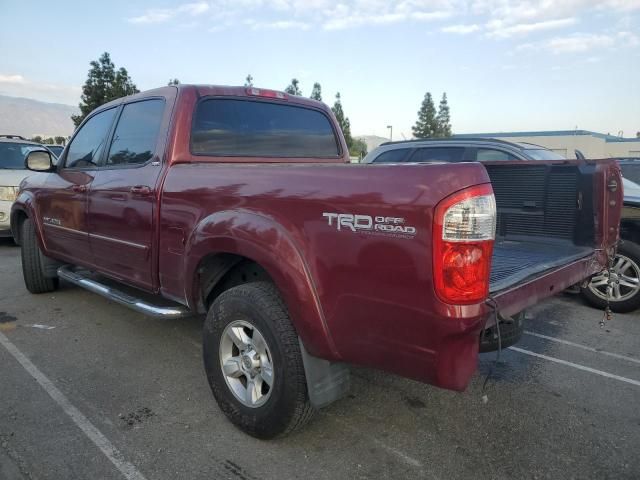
[0,95,78,138]
[355,135,390,152]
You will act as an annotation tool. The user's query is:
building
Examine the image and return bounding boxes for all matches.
[453,130,640,159]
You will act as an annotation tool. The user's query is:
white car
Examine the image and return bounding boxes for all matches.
[0,137,44,239]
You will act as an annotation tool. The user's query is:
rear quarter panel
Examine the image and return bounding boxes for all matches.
[159,161,493,389]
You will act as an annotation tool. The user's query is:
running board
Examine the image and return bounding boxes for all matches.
[57,266,191,319]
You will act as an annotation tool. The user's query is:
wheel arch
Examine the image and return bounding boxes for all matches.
[185,210,340,360]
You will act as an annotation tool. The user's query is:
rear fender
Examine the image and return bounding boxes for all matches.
[184,209,339,360]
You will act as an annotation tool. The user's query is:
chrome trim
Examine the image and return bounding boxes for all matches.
[57,266,191,319]
[43,223,86,236]
[44,224,148,250]
[89,232,148,250]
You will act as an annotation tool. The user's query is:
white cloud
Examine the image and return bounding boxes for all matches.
[244,19,311,30]
[0,74,26,84]
[517,30,639,55]
[547,33,615,53]
[126,0,640,41]
[128,0,455,31]
[618,30,640,47]
[0,73,80,104]
[488,17,577,38]
[128,10,173,24]
[128,1,210,24]
[441,24,480,34]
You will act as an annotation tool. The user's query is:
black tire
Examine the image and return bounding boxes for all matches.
[21,218,59,294]
[479,312,525,353]
[203,281,314,439]
[581,240,640,313]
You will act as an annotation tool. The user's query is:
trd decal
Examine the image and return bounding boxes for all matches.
[322,213,416,237]
[42,217,62,226]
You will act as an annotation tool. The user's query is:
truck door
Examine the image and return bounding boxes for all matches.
[87,98,168,291]
[39,107,118,264]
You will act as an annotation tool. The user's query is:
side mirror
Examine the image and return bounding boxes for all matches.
[25,149,54,172]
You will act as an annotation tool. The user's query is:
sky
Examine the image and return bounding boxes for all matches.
[0,0,639,139]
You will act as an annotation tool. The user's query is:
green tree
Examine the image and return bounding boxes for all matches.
[54,136,66,145]
[284,78,302,96]
[42,137,54,144]
[412,92,437,139]
[350,138,368,159]
[332,92,353,150]
[168,78,180,85]
[31,135,43,143]
[310,82,322,101]
[244,74,254,87]
[72,52,139,127]
[435,92,452,137]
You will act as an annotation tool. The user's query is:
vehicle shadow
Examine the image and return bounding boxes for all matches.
[0,237,18,248]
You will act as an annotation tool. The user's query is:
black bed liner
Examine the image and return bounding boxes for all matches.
[489,240,592,292]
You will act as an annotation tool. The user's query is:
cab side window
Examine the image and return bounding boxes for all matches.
[105,99,165,167]
[475,148,518,161]
[65,108,117,168]
[372,148,411,163]
[409,147,465,163]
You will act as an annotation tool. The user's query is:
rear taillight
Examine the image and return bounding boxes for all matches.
[433,184,496,305]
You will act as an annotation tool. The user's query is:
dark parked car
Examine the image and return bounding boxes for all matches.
[581,158,640,312]
[361,138,567,163]
[46,145,65,157]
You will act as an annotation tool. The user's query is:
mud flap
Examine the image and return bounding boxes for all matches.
[299,338,351,408]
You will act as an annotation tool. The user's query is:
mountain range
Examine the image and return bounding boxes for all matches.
[0,95,78,138]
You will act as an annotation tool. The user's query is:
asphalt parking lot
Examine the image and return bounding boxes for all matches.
[1,237,639,480]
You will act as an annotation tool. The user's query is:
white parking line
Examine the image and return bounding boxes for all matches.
[524,330,640,365]
[0,331,147,480]
[323,413,426,472]
[509,346,640,387]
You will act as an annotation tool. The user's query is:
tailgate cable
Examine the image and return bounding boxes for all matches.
[481,296,501,402]
[600,246,617,328]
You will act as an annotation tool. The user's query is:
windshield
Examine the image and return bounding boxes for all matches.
[620,162,640,185]
[0,142,40,169]
[523,148,566,160]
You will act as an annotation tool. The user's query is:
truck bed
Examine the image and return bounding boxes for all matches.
[490,240,592,292]
[485,162,598,293]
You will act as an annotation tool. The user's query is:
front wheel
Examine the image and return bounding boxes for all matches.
[203,282,314,439]
[21,218,59,294]
[581,240,640,313]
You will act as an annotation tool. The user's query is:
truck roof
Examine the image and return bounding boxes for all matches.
[98,84,328,111]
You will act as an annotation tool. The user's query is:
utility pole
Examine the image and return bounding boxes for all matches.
[387,125,393,142]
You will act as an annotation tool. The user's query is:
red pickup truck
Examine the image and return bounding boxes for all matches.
[11,85,622,438]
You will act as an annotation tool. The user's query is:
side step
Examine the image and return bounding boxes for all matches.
[57,266,191,319]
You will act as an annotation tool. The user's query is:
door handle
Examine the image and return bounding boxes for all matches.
[71,184,87,193]
[130,185,152,196]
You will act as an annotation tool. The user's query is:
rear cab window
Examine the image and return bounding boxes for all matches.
[191,99,340,157]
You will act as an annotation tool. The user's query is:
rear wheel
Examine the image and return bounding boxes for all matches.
[21,218,59,294]
[203,282,314,439]
[581,240,640,313]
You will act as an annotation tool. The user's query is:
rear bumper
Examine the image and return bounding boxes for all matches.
[356,251,606,393]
